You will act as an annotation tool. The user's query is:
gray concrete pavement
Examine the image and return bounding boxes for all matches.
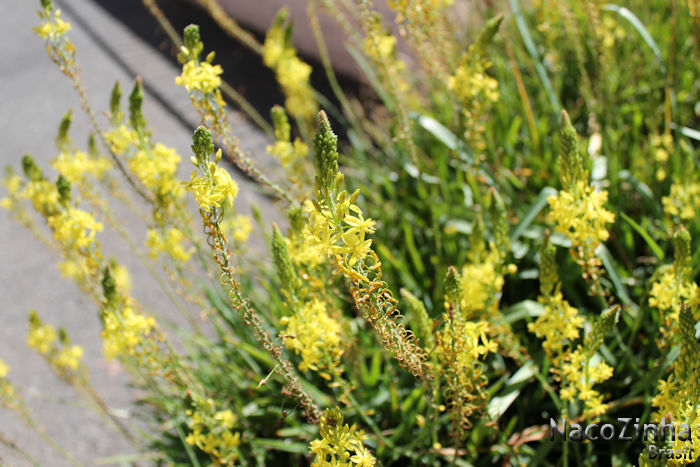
[0,0,280,464]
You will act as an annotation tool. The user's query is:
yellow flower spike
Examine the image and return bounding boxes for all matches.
[52,149,112,184]
[0,359,9,379]
[27,314,58,355]
[175,60,223,94]
[101,306,157,360]
[310,408,376,467]
[48,206,103,250]
[283,299,343,373]
[146,228,194,263]
[662,181,700,221]
[34,7,72,40]
[262,10,318,122]
[55,345,84,371]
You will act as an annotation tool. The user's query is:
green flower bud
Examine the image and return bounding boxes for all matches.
[312,111,339,199]
[584,305,619,356]
[101,266,117,308]
[56,174,71,205]
[444,266,463,308]
[270,105,290,142]
[673,228,691,274]
[56,110,72,151]
[401,289,434,349]
[183,24,202,56]
[21,155,43,181]
[677,303,699,383]
[473,14,504,59]
[539,236,558,296]
[271,224,299,302]
[489,188,509,256]
[28,309,41,327]
[559,110,587,189]
[109,80,123,125]
[87,133,98,157]
[128,78,145,133]
[468,215,485,261]
[59,327,69,345]
[288,205,306,236]
[192,126,215,160]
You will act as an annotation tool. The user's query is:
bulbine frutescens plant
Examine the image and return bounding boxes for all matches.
[1,0,699,465]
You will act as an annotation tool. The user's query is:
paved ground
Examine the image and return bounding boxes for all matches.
[0,0,282,465]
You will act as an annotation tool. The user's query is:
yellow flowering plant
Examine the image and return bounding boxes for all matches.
[1,0,699,465]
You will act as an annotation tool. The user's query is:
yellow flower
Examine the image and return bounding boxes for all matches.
[364,34,397,60]
[310,408,376,467]
[185,397,240,466]
[0,359,9,379]
[104,125,138,155]
[102,306,157,360]
[220,214,253,244]
[186,162,239,211]
[262,14,318,121]
[146,228,194,263]
[27,322,57,355]
[284,299,342,373]
[528,292,584,356]
[128,143,182,195]
[52,150,111,183]
[461,249,504,316]
[48,207,103,250]
[111,263,132,295]
[558,347,613,420]
[55,345,84,371]
[34,8,71,40]
[547,181,615,249]
[662,181,700,220]
[648,265,700,328]
[22,179,60,216]
[175,61,223,94]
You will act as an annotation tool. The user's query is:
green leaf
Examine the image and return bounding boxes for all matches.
[345,44,395,112]
[508,0,561,117]
[510,187,557,242]
[670,123,700,141]
[505,300,545,324]
[602,5,663,68]
[410,113,474,163]
[596,245,638,315]
[620,212,664,260]
[250,439,309,454]
[487,361,537,419]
